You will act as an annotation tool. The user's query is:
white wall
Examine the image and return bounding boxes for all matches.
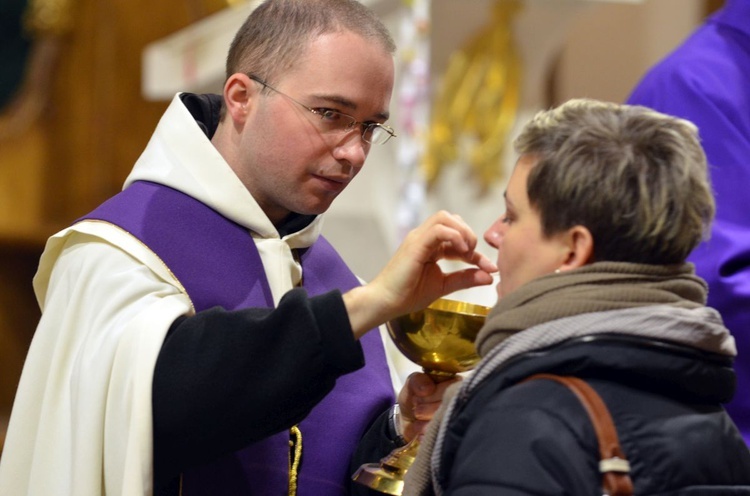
[554,0,703,103]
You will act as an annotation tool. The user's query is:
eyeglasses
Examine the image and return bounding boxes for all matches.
[248,75,397,145]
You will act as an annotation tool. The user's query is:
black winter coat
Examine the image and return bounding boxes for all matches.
[436,335,750,495]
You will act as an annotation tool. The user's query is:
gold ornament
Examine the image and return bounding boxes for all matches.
[23,0,75,37]
[423,0,522,194]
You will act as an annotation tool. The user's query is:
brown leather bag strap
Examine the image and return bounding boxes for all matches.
[523,374,634,496]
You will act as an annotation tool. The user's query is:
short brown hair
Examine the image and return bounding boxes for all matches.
[514,98,715,265]
[225,0,395,84]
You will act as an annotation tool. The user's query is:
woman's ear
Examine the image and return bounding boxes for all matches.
[559,225,594,270]
[223,73,254,124]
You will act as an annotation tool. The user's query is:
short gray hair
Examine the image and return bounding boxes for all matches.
[514,98,714,265]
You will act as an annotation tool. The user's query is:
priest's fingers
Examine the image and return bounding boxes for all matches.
[343,211,496,338]
[379,211,496,301]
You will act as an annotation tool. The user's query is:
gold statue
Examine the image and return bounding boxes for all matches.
[423,0,522,194]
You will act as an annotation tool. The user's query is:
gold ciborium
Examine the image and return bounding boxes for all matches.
[352,298,490,495]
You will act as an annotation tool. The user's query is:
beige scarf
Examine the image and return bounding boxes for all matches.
[403,261,723,496]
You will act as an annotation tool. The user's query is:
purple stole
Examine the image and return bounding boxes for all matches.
[80,180,395,495]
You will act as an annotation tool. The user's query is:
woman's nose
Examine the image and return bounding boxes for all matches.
[484,220,502,248]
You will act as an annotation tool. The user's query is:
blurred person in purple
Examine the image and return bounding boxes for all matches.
[627,0,750,445]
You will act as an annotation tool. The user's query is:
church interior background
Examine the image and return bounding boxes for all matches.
[0,0,726,452]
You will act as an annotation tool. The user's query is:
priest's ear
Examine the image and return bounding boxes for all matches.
[222,73,256,124]
[557,225,594,271]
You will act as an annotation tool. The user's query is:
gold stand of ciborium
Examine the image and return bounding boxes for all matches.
[352,298,490,495]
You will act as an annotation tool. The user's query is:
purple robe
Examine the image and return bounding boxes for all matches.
[626,0,750,444]
[82,180,395,494]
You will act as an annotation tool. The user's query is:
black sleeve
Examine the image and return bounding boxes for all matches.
[152,287,364,488]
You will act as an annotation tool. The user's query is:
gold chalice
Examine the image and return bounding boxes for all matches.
[352,298,490,495]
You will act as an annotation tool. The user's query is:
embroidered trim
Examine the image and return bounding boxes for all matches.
[75,220,195,314]
[289,425,303,496]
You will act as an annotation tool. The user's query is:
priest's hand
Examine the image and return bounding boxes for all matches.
[343,210,497,339]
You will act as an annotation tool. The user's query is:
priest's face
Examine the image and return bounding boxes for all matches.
[231,30,395,226]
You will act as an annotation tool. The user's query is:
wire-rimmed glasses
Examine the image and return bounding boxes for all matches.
[248,75,397,145]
